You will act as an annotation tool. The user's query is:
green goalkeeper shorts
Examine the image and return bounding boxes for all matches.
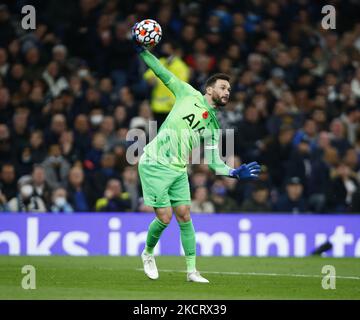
[138,153,191,208]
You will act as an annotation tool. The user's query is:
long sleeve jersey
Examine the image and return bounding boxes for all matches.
[140,50,232,176]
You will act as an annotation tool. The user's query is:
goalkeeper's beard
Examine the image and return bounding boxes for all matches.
[212,94,228,107]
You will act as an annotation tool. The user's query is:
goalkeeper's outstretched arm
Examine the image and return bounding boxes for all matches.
[204,134,261,179]
[139,49,186,97]
[204,144,233,176]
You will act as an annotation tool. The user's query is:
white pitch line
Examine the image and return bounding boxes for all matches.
[135,268,360,280]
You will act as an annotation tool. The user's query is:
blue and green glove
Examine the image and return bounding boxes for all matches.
[229,162,261,180]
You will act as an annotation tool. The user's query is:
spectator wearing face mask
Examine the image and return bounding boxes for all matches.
[8,179,47,213]
[50,187,74,213]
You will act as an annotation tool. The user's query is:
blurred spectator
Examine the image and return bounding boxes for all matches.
[0,47,9,78]
[235,105,268,161]
[352,190,360,213]
[109,22,135,89]
[267,68,289,99]
[23,47,44,81]
[12,111,30,155]
[122,165,140,211]
[341,107,360,145]
[292,119,318,152]
[261,125,294,189]
[240,183,271,213]
[84,132,106,172]
[190,171,209,191]
[46,113,67,146]
[308,147,339,213]
[73,114,92,161]
[31,164,52,209]
[326,163,359,213]
[67,166,93,212]
[191,186,215,213]
[60,130,80,164]
[0,87,11,124]
[350,67,360,98]
[50,187,74,213]
[0,163,17,200]
[329,118,351,157]
[8,178,46,213]
[144,41,190,125]
[91,152,122,198]
[0,185,9,212]
[99,116,117,150]
[52,44,71,76]
[95,179,131,212]
[274,177,307,213]
[0,4,15,47]
[29,130,47,164]
[210,178,238,212]
[42,144,71,189]
[343,148,360,173]
[285,136,313,195]
[42,61,69,97]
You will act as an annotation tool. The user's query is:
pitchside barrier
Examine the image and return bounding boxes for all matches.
[0,213,359,257]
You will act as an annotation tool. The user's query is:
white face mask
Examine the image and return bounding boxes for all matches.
[78,68,89,78]
[90,114,103,126]
[54,197,66,207]
[21,185,33,198]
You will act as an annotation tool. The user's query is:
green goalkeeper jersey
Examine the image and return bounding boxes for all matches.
[140,50,232,176]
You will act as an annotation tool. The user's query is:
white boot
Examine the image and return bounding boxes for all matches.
[187,271,209,283]
[141,250,159,280]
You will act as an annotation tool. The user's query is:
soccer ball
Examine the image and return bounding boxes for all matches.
[133,19,162,48]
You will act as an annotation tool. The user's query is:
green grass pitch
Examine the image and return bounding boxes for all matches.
[0,256,359,299]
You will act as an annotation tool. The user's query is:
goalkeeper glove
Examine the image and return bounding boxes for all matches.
[131,22,145,54]
[229,161,261,180]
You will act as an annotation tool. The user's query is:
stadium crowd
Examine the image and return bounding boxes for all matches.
[0,0,360,214]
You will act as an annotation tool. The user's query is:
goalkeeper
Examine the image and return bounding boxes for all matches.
[132,25,261,283]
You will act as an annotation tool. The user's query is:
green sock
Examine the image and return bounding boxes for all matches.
[144,218,168,254]
[179,220,196,273]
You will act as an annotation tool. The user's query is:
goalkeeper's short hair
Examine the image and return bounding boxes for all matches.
[205,73,230,88]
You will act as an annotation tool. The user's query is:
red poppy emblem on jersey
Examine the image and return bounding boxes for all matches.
[202,111,209,119]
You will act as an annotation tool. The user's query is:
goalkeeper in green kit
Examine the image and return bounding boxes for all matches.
[132,24,261,283]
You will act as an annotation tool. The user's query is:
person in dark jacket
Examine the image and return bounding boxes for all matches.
[0,163,17,200]
[274,177,307,213]
[241,183,271,213]
[67,165,94,211]
[326,162,359,213]
[95,179,131,212]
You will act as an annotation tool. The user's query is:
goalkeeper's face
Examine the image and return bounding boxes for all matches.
[210,80,231,107]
